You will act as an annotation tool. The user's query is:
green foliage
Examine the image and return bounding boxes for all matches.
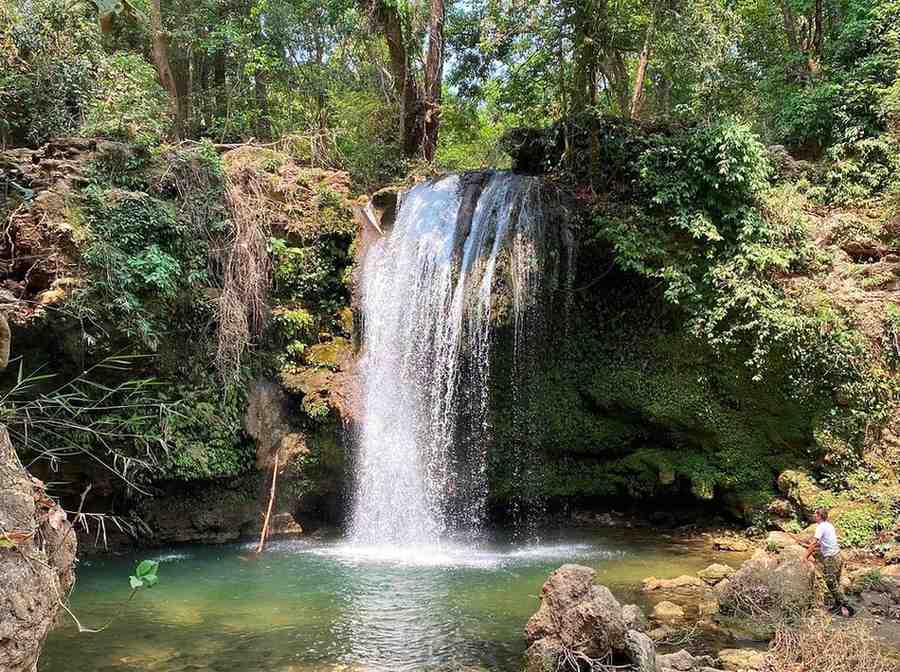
[157,384,253,481]
[0,0,102,145]
[82,53,169,146]
[129,559,160,590]
[835,505,895,547]
[883,304,900,371]
[73,184,211,351]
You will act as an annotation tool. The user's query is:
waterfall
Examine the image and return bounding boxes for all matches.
[349,171,565,546]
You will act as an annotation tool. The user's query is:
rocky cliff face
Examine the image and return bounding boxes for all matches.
[0,426,77,672]
[0,138,358,548]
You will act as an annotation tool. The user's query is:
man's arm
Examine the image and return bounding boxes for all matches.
[789,532,814,545]
[803,537,820,562]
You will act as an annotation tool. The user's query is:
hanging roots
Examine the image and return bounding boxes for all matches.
[216,163,273,380]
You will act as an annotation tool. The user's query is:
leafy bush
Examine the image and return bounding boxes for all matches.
[157,384,253,481]
[0,0,101,145]
[73,184,211,350]
[82,53,170,145]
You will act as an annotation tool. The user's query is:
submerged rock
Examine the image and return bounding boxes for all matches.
[643,575,706,592]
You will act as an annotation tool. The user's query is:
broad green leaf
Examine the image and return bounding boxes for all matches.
[135,559,159,578]
[129,576,144,589]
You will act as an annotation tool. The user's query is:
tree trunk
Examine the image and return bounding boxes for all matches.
[629,11,656,119]
[149,0,179,134]
[213,51,227,122]
[171,57,192,139]
[254,72,271,140]
[369,0,423,157]
[421,0,445,162]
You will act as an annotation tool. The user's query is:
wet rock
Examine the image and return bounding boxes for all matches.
[643,575,705,592]
[524,564,627,670]
[246,379,306,469]
[624,629,658,672]
[717,648,766,671]
[0,426,77,672]
[623,603,651,632]
[651,601,685,624]
[267,512,303,536]
[698,564,735,585]
[711,536,751,552]
[656,649,720,671]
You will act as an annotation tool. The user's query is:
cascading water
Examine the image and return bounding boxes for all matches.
[349,171,566,547]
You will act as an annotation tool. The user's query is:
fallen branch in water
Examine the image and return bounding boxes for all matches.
[256,451,280,554]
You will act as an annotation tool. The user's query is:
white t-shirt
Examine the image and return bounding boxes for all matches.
[815,521,840,557]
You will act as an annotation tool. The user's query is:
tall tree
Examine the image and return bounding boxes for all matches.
[365,0,447,160]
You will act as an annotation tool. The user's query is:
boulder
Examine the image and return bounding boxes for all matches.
[718,550,816,620]
[642,575,706,592]
[651,601,685,624]
[624,629,658,672]
[656,649,720,671]
[712,536,752,552]
[717,648,766,671]
[623,603,651,632]
[698,564,735,585]
[764,531,806,560]
[524,564,627,668]
[657,649,697,671]
[0,426,77,672]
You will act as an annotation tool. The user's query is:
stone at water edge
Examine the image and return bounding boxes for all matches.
[698,563,735,585]
[717,648,766,671]
[624,629,658,672]
[525,564,627,654]
[0,426,77,672]
[642,575,706,592]
[651,601,685,624]
[524,564,628,670]
[624,603,651,632]
[711,536,752,552]
[764,531,804,556]
[656,649,720,671]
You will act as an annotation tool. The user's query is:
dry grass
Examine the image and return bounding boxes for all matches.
[766,614,894,672]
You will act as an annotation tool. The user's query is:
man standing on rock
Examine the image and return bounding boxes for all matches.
[793,507,855,617]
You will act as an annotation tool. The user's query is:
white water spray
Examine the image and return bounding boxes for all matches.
[349,172,561,546]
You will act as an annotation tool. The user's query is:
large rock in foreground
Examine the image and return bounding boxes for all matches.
[525,564,627,670]
[0,426,77,672]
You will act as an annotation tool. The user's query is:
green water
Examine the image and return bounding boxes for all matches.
[42,529,740,672]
